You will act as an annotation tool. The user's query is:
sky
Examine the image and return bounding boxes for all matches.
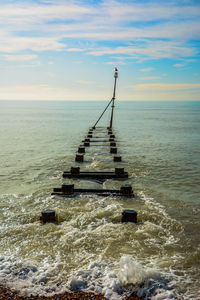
[0,0,200,101]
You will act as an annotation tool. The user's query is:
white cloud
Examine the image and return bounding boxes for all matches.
[131,83,200,91]
[2,54,37,61]
[0,84,106,100]
[76,80,95,85]
[139,76,160,80]
[65,48,85,52]
[1,1,200,32]
[87,41,196,60]
[119,90,200,101]
[73,61,83,64]
[0,36,66,52]
[48,21,200,41]
[0,0,199,57]
[173,63,185,67]
[140,68,153,72]
[100,1,200,23]
[0,0,199,103]
[0,2,93,27]
[39,84,49,87]
[106,61,126,65]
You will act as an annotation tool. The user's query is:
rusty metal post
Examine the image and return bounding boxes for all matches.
[109,68,118,129]
[93,68,118,128]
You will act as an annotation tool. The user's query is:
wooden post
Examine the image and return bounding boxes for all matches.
[109,68,118,129]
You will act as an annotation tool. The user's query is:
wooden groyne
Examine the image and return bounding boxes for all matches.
[41,68,137,224]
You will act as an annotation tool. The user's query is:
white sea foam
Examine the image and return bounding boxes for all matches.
[0,190,185,299]
[66,255,177,300]
[0,254,177,299]
[119,255,153,285]
[86,160,100,169]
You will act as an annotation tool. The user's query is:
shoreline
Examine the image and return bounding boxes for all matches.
[0,285,144,300]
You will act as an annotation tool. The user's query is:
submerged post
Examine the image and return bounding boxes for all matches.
[40,210,58,224]
[109,68,118,129]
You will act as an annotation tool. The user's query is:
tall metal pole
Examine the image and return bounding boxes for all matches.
[92,68,118,128]
[109,68,118,129]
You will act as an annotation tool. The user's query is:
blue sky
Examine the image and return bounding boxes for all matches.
[0,0,200,101]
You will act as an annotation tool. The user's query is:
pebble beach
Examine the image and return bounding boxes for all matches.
[0,286,143,300]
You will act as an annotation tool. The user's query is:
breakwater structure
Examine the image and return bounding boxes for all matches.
[40,68,138,225]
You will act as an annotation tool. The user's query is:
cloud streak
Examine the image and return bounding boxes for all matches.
[140,68,153,72]
[139,77,160,80]
[87,41,197,60]
[76,80,95,85]
[0,0,199,61]
[0,35,66,52]
[2,54,38,61]
[131,83,200,91]
[0,0,200,101]
[1,1,200,28]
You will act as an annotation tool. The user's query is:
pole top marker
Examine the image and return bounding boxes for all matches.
[114,67,118,78]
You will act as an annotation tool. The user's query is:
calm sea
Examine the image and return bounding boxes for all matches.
[0,100,199,299]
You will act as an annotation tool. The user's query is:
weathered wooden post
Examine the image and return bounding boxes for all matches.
[62,184,74,195]
[40,210,58,223]
[75,154,84,162]
[121,210,137,223]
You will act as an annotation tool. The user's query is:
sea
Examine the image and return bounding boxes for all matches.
[0,100,199,300]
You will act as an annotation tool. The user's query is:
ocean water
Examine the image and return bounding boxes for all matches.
[0,100,199,299]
